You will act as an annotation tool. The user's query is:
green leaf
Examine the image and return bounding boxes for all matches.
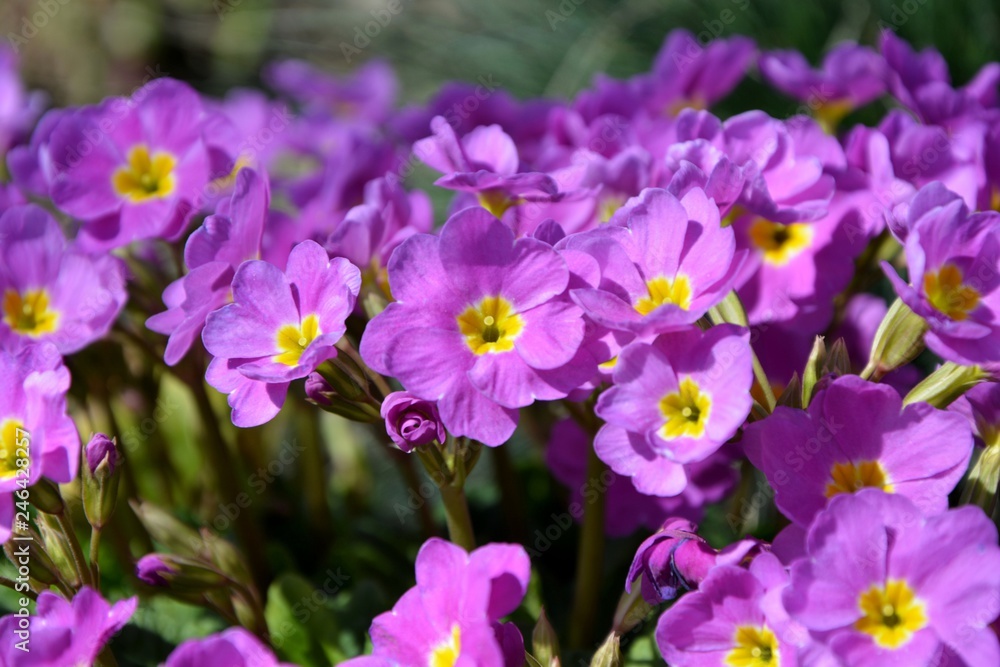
[265,572,344,666]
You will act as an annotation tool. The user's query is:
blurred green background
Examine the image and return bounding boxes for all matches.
[5,0,1000,112]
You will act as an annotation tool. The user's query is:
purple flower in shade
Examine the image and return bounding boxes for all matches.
[360,207,595,447]
[840,125,916,237]
[656,552,820,667]
[573,147,654,229]
[0,183,24,210]
[564,187,744,337]
[146,168,269,365]
[0,343,79,542]
[759,43,887,130]
[877,109,983,209]
[202,89,295,186]
[880,30,1000,124]
[413,116,583,229]
[381,391,447,452]
[85,432,118,475]
[265,58,397,124]
[7,108,69,199]
[47,78,210,250]
[0,586,136,666]
[644,30,756,115]
[570,74,646,126]
[202,240,361,427]
[626,517,760,605]
[546,418,737,537]
[342,538,529,667]
[593,325,753,496]
[326,176,433,298]
[0,204,127,355]
[165,627,295,667]
[667,110,837,225]
[784,489,1000,666]
[882,183,1000,367]
[0,45,44,156]
[743,375,973,528]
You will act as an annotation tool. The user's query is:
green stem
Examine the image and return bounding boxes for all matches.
[751,350,776,413]
[0,577,37,600]
[89,527,102,587]
[569,441,607,649]
[415,440,480,551]
[298,406,333,549]
[55,511,93,588]
[438,482,476,551]
[189,369,269,588]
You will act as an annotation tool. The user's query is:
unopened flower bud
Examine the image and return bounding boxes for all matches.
[82,433,122,530]
[130,501,205,557]
[304,372,333,407]
[590,633,621,667]
[802,336,826,406]
[85,433,118,477]
[30,477,65,515]
[904,362,988,409]
[381,391,446,452]
[307,367,382,422]
[136,554,175,586]
[863,298,928,381]
[532,607,560,667]
[626,518,760,605]
[135,553,228,592]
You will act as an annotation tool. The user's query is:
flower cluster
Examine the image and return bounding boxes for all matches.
[0,22,999,667]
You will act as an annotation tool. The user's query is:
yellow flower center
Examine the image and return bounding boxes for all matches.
[665,96,707,117]
[635,275,693,315]
[725,625,780,667]
[748,219,813,266]
[112,144,178,202]
[274,314,321,366]
[0,419,26,480]
[478,190,518,218]
[855,579,927,649]
[209,154,252,192]
[923,264,980,321]
[824,460,894,498]
[457,296,524,355]
[598,356,618,371]
[429,624,461,667]
[598,195,625,223]
[658,377,712,440]
[812,98,854,134]
[3,288,59,336]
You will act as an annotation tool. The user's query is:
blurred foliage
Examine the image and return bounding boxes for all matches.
[5,0,1000,109]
